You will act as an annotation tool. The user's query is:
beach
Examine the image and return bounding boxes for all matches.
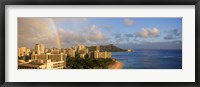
[108,61,123,69]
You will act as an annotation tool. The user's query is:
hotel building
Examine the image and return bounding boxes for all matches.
[89,46,112,58]
[18,47,31,57]
[18,44,113,69]
[35,44,45,54]
[18,59,64,69]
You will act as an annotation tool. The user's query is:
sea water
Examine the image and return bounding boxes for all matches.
[112,49,182,69]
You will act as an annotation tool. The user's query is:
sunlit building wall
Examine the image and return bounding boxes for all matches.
[94,50,111,58]
[35,44,45,54]
[18,59,64,69]
[18,47,28,57]
[67,49,75,57]
[31,53,67,68]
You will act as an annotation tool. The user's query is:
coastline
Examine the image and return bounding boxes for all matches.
[108,61,123,69]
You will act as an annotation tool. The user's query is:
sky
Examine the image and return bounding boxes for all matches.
[18,17,182,50]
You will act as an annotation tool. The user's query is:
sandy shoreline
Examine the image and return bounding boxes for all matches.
[108,61,123,69]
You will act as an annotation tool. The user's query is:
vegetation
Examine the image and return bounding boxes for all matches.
[18,55,31,62]
[65,56,116,69]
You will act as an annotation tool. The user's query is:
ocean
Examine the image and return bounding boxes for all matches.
[112,49,182,69]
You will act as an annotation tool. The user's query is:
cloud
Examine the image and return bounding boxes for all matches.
[113,33,135,44]
[115,38,126,43]
[116,40,182,50]
[114,33,122,38]
[58,24,109,48]
[18,18,58,48]
[124,18,135,26]
[135,27,160,38]
[164,29,181,40]
[113,33,125,44]
[85,25,108,42]
[171,29,181,36]
[164,34,173,40]
[124,34,134,42]
[124,34,134,37]
[18,18,109,48]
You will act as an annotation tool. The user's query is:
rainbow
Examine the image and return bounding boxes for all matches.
[48,18,62,49]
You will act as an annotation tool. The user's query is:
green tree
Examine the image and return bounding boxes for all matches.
[65,56,116,69]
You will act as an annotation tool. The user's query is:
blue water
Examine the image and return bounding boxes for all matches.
[112,49,182,69]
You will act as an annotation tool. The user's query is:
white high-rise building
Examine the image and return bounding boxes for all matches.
[35,44,45,54]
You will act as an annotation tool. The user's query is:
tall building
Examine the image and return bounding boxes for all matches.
[94,51,111,58]
[96,46,100,51]
[26,49,31,55]
[90,45,111,58]
[78,45,85,51]
[68,48,75,57]
[35,44,45,54]
[18,47,27,57]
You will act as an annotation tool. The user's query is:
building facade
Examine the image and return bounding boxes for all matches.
[18,47,31,57]
[35,44,45,54]
[31,53,67,68]
[94,50,111,58]
[18,59,64,69]
[67,49,75,57]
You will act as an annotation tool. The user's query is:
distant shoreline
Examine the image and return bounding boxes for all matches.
[108,60,123,69]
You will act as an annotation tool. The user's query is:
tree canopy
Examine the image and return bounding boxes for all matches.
[65,57,116,69]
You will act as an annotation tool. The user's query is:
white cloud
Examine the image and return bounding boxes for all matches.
[87,25,106,40]
[57,24,109,48]
[149,28,160,36]
[136,27,160,38]
[124,18,135,26]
